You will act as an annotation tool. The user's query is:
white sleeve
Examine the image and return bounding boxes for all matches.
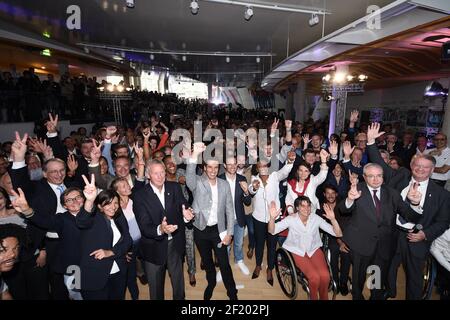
[430,235,450,272]
[318,216,336,237]
[273,216,291,235]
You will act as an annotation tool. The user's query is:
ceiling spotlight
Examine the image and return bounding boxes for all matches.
[190,0,199,15]
[256,56,261,63]
[244,7,254,21]
[309,13,319,26]
[182,55,187,62]
[346,75,354,82]
[358,74,368,81]
[150,54,155,60]
[226,56,230,63]
[125,0,135,9]
[333,72,346,83]
[322,74,331,82]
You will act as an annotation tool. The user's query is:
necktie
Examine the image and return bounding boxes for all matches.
[372,189,381,220]
[57,184,66,195]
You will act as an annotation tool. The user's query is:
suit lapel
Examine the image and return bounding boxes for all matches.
[147,185,166,219]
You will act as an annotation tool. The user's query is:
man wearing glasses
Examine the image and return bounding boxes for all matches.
[426,134,450,187]
[339,161,422,300]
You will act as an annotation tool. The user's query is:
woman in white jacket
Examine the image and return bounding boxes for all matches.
[285,149,329,214]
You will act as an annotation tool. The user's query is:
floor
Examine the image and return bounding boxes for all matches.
[127,237,439,300]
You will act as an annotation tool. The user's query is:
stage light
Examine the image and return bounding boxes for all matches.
[346,75,354,82]
[358,74,368,81]
[244,7,254,21]
[424,81,448,97]
[190,1,199,15]
[256,56,261,63]
[150,54,155,60]
[333,72,346,83]
[309,13,319,26]
[107,84,114,92]
[126,0,135,9]
[322,74,331,82]
[182,55,187,62]
[226,56,230,63]
[117,85,124,92]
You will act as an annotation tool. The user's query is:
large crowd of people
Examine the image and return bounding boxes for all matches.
[0,95,449,301]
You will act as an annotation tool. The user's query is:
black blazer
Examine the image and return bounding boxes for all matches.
[405,181,450,259]
[27,211,81,274]
[76,208,132,291]
[132,181,189,265]
[339,183,421,259]
[218,173,252,227]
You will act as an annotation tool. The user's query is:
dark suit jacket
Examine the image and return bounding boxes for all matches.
[218,173,252,227]
[339,183,421,259]
[405,182,450,259]
[27,211,81,274]
[9,166,80,268]
[76,208,132,291]
[132,181,189,265]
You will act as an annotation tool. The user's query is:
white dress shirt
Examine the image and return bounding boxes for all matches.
[430,228,450,272]
[151,182,173,240]
[274,213,336,257]
[207,182,219,226]
[225,175,237,221]
[110,219,121,274]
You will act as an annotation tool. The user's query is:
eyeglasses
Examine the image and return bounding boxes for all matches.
[364,174,383,179]
[47,169,66,175]
[64,195,84,204]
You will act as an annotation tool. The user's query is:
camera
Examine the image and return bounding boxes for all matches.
[126,0,135,9]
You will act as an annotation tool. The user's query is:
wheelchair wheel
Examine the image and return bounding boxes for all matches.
[422,255,437,300]
[275,248,298,299]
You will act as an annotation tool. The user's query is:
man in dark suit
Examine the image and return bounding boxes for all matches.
[9,130,81,300]
[218,157,252,275]
[367,123,450,299]
[133,159,194,300]
[339,162,422,300]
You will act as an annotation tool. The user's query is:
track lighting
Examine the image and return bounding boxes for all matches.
[244,7,253,21]
[190,0,199,15]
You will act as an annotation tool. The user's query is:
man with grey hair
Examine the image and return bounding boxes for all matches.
[339,161,422,300]
[367,123,450,299]
[133,159,194,300]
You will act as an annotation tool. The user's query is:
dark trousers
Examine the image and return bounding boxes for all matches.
[386,232,402,297]
[253,217,277,270]
[329,238,351,285]
[194,225,237,300]
[436,263,450,300]
[350,244,389,300]
[244,214,255,250]
[3,256,49,300]
[81,271,127,300]
[143,239,185,300]
[46,238,69,300]
[398,234,426,300]
[126,241,140,300]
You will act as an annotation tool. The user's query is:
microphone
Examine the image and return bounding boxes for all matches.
[413,224,423,233]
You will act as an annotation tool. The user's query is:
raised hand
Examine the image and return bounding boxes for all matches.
[82,174,97,202]
[269,201,281,220]
[67,154,79,173]
[322,203,336,221]
[302,134,311,148]
[182,204,195,221]
[239,181,249,194]
[342,141,355,158]
[329,140,338,157]
[42,142,54,161]
[367,123,385,144]
[287,150,296,163]
[319,149,329,163]
[407,182,422,205]
[350,110,359,123]
[347,182,362,201]
[90,139,102,164]
[45,113,58,134]
[10,188,32,214]
[251,179,260,191]
[192,142,206,158]
[133,143,144,164]
[142,127,151,140]
[349,170,359,186]
[12,131,29,162]
[105,126,117,139]
[271,118,279,134]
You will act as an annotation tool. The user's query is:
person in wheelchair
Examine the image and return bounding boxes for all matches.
[268,196,342,300]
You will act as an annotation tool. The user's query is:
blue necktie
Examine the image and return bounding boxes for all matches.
[57,185,66,195]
